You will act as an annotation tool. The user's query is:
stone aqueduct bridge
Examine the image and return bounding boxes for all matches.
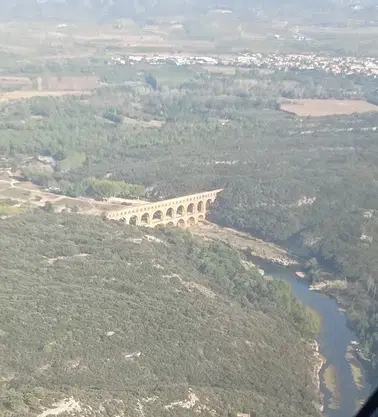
[106,189,223,228]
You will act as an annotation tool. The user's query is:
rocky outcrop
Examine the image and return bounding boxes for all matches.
[308,340,325,413]
[309,280,347,291]
[268,256,297,266]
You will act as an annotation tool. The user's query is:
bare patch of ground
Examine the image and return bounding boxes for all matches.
[280,99,378,117]
[309,280,347,291]
[45,253,90,264]
[37,397,81,417]
[0,182,10,191]
[163,273,216,298]
[144,234,164,244]
[51,198,93,211]
[164,390,216,415]
[0,187,31,199]
[307,340,326,412]
[122,117,164,128]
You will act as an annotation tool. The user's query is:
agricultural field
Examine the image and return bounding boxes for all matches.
[0,76,32,88]
[280,99,378,117]
[202,65,252,75]
[0,90,92,101]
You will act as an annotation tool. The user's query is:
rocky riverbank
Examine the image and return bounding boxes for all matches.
[192,222,298,266]
[309,280,347,292]
[193,223,327,413]
[308,340,326,413]
[193,222,371,416]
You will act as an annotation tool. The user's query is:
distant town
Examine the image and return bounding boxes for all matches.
[111,53,378,78]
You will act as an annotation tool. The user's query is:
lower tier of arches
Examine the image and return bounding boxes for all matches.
[118,214,205,228]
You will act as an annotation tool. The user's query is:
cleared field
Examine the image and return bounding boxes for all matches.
[0,76,32,87]
[52,198,93,210]
[122,117,164,128]
[280,99,378,117]
[0,187,31,199]
[0,90,92,101]
[0,182,10,191]
[203,65,251,75]
[43,76,100,91]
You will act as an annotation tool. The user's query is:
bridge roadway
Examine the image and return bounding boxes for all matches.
[106,189,223,228]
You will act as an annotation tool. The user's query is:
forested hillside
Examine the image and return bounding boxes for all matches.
[2,0,378,412]
[0,61,377,378]
[0,212,320,417]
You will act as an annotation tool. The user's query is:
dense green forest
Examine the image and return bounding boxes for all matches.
[1,61,378,379]
[0,212,320,417]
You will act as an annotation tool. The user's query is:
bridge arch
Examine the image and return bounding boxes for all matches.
[187,217,196,226]
[129,215,138,226]
[167,221,174,227]
[176,205,185,217]
[141,213,150,224]
[105,188,223,227]
[152,210,163,222]
[187,203,195,215]
[177,219,185,228]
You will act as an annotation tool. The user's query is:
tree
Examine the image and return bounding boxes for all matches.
[42,201,54,213]
[145,74,157,90]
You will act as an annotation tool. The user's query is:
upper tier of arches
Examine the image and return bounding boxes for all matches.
[106,189,222,221]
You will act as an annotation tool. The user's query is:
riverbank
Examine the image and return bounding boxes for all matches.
[309,340,326,413]
[309,280,347,292]
[192,223,326,413]
[192,222,298,266]
[192,222,371,416]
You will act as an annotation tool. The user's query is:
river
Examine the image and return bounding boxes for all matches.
[251,257,372,417]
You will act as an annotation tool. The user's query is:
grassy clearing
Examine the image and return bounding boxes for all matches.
[147,65,196,87]
[280,99,378,117]
[0,203,26,214]
[0,187,31,199]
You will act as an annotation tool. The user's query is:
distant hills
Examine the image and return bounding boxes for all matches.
[1,0,370,22]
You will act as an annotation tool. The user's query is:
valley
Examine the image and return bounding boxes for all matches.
[1,1,378,416]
